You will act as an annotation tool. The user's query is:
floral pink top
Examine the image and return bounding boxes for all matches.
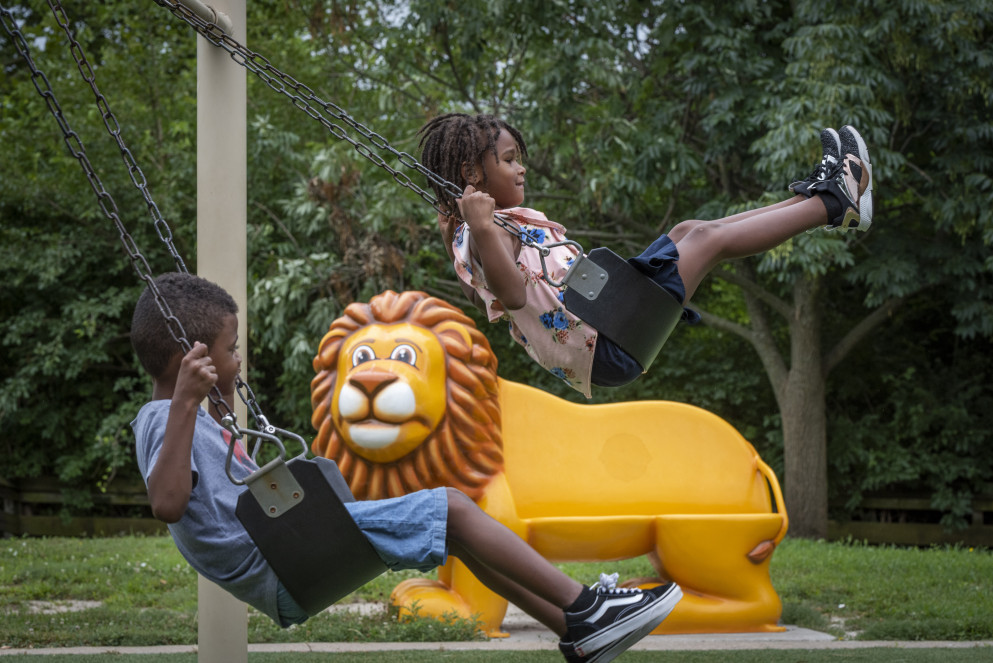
[452,207,597,398]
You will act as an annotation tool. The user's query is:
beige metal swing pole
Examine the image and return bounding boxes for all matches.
[189,1,248,661]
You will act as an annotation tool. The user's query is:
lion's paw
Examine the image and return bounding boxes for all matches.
[390,578,474,621]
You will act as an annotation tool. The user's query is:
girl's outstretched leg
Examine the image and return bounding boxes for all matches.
[674,195,830,299]
[674,125,873,300]
[667,195,805,243]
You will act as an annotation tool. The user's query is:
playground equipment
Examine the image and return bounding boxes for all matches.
[312,290,789,637]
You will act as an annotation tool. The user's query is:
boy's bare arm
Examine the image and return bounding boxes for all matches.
[146,342,217,523]
[459,186,526,310]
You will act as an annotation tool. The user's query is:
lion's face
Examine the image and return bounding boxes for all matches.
[311,290,503,501]
[333,322,448,463]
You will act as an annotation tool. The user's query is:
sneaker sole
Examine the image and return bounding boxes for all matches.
[578,584,683,661]
[841,125,873,231]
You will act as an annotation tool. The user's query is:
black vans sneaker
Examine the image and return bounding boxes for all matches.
[561,573,682,662]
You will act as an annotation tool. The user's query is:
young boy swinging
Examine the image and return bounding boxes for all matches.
[130,271,682,662]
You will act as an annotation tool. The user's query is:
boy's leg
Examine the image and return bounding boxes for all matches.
[445,488,682,662]
[448,539,569,634]
[445,488,583,633]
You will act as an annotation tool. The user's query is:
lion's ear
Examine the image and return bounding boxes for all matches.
[433,320,474,359]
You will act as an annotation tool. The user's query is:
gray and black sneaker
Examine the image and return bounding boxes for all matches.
[808,125,873,231]
[839,124,873,229]
[790,128,841,198]
[561,573,682,662]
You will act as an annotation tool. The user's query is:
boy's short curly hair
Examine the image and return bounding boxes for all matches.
[131,272,238,379]
[417,112,528,218]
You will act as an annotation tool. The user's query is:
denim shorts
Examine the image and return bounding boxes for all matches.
[274,486,449,627]
[591,335,645,387]
[343,486,449,572]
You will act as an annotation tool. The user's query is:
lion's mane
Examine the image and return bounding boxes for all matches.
[310,291,503,501]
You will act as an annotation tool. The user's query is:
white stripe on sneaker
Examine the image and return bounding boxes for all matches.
[585,594,643,624]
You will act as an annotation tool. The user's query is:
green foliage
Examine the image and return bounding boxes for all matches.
[829,294,993,526]
[0,2,197,501]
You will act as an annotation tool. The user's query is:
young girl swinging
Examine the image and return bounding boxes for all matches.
[418,113,873,397]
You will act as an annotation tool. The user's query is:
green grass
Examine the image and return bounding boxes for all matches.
[1,535,992,648]
[771,538,993,640]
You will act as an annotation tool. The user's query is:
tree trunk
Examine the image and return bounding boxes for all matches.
[703,270,904,539]
[780,276,828,538]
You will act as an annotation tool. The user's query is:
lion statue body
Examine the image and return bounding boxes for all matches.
[312,290,788,637]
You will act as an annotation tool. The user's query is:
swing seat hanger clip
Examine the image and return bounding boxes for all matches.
[542,241,610,301]
[221,415,310,518]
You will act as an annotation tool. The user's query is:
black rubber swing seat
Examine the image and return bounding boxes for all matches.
[235,456,387,616]
[562,247,684,373]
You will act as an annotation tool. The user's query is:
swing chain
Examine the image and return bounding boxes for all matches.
[3,1,262,429]
[0,5,194,365]
[46,0,189,275]
[154,0,462,216]
[155,0,587,288]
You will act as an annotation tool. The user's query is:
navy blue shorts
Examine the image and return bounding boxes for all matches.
[590,234,699,388]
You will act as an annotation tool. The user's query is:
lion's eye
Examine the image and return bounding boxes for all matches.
[390,344,417,366]
[351,345,376,366]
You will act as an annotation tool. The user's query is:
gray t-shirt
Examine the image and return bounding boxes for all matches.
[132,400,280,623]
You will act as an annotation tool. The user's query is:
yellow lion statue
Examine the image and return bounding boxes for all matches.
[312,290,788,638]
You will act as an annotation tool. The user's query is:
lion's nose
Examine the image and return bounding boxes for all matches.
[349,371,399,397]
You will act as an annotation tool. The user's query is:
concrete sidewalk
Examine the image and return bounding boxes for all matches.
[1,606,990,655]
[2,630,991,656]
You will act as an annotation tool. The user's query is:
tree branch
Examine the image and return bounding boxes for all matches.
[695,306,757,342]
[824,295,908,376]
[712,264,793,319]
[741,287,789,395]
[694,287,789,398]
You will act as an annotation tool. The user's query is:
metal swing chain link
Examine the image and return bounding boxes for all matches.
[45,0,283,433]
[1,1,275,431]
[153,0,560,260]
[46,1,189,275]
[154,0,462,214]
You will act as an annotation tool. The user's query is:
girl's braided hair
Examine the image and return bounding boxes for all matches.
[417,112,528,219]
